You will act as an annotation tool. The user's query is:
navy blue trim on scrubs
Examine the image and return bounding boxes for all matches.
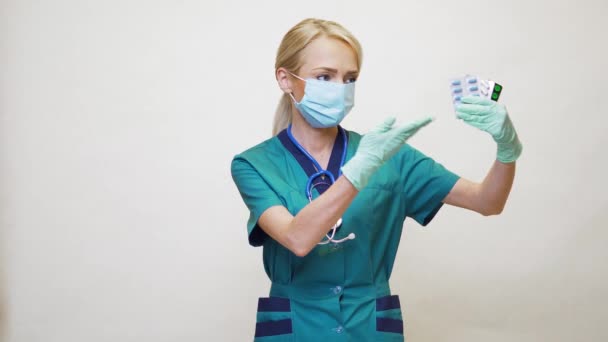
[249,221,268,248]
[277,126,347,196]
[376,295,401,311]
[255,319,293,337]
[376,317,404,334]
[257,297,291,312]
[376,295,404,334]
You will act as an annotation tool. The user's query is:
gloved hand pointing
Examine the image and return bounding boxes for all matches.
[341,117,433,190]
[456,96,523,163]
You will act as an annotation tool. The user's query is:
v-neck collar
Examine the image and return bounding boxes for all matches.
[277,127,347,195]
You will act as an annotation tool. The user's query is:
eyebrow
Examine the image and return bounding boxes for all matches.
[312,67,359,76]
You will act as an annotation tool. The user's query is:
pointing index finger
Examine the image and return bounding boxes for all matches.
[391,117,435,138]
[401,116,434,131]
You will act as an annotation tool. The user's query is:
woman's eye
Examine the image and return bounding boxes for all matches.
[316,74,331,81]
[345,77,357,84]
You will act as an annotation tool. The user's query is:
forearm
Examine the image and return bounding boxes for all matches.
[285,176,358,256]
[478,160,516,215]
[263,117,432,256]
[448,96,521,215]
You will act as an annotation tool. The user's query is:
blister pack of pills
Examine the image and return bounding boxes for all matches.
[449,75,503,108]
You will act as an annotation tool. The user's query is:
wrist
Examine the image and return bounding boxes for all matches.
[341,155,378,191]
[496,136,523,163]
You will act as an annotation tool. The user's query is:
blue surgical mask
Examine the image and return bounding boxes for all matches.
[289,72,355,128]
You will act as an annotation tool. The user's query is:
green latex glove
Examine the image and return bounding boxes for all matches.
[456,96,523,163]
[341,116,433,190]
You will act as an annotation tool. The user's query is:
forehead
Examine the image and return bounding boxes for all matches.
[299,36,358,72]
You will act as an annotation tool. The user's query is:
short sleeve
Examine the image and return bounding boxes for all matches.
[400,145,460,226]
[231,157,284,246]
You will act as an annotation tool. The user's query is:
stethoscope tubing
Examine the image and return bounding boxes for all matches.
[286,125,355,245]
[286,124,348,198]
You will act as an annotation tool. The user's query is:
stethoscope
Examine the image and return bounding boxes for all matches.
[286,124,356,245]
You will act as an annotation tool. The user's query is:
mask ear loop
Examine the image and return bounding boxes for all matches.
[288,92,299,105]
[287,71,305,105]
[287,71,305,81]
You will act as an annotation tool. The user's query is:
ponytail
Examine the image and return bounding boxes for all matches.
[272,93,293,135]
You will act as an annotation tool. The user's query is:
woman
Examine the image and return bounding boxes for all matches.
[231,18,521,341]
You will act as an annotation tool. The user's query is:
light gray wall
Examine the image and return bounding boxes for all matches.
[1,0,606,341]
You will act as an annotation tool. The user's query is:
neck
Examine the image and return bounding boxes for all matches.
[290,116,338,158]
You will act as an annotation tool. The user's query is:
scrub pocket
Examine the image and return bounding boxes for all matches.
[375,295,405,341]
[254,297,294,341]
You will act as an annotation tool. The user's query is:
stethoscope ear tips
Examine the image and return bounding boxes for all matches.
[318,218,353,245]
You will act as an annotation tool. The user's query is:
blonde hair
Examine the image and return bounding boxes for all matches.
[272,18,363,135]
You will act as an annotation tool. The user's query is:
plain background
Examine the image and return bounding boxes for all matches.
[1,0,607,341]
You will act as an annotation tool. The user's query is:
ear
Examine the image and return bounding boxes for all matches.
[276,67,293,94]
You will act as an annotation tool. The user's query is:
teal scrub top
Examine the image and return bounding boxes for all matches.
[231,129,459,341]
